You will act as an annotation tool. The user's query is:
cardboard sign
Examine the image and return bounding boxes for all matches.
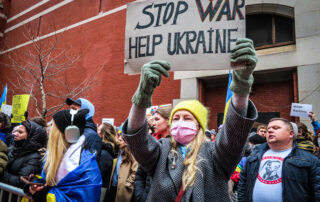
[290,103,312,117]
[102,118,114,126]
[11,94,30,123]
[1,104,12,116]
[125,0,246,74]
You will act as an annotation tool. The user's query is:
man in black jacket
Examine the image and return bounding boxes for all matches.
[238,118,320,202]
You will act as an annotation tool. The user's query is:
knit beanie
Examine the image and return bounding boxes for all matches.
[53,109,89,135]
[169,100,208,132]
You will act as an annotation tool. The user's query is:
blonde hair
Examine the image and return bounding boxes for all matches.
[169,128,206,191]
[44,121,69,186]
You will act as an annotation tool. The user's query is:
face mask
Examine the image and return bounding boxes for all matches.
[170,121,197,145]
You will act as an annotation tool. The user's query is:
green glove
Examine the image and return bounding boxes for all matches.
[230,38,258,96]
[132,60,170,108]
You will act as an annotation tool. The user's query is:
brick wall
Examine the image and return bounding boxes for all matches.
[0,0,180,126]
[204,80,294,130]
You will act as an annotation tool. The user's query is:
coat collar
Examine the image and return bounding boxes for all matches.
[254,141,298,157]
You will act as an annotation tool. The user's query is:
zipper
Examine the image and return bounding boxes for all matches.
[281,147,296,202]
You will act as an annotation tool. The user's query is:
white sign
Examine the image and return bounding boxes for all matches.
[102,118,114,125]
[1,104,12,116]
[290,103,312,117]
[125,0,246,74]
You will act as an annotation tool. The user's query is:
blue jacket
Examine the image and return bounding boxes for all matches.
[312,120,320,135]
[78,98,102,163]
[83,119,102,164]
[238,142,320,202]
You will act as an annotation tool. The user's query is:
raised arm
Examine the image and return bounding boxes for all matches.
[127,60,170,134]
[214,38,258,178]
[124,60,170,173]
[230,38,258,116]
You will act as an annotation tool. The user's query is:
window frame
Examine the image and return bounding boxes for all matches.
[246,4,295,50]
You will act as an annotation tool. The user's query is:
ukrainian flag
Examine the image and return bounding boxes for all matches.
[0,85,7,111]
[42,149,102,202]
[223,72,233,123]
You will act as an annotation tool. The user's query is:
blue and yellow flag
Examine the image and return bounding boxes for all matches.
[0,85,7,111]
[42,150,102,202]
[223,72,233,123]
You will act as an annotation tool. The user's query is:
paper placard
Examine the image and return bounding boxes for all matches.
[11,94,30,123]
[1,104,12,116]
[124,0,246,74]
[102,118,114,126]
[290,103,312,117]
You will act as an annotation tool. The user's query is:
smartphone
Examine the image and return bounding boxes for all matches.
[20,176,45,186]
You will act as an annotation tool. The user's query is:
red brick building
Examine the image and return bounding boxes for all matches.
[0,0,180,126]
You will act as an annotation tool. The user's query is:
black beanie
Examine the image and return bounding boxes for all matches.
[248,132,266,145]
[53,109,89,135]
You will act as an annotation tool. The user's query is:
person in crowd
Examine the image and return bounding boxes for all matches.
[104,134,138,202]
[313,129,320,156]
[205,129,217,142]
[0,114,9,176]
[98,122,119,201]
[66,97,102,163]
[296,122,316,154]
[309,111,320,135]
[151,106,172,140]
[0,112,11,176]
[122,38,258,201]
[1,120,47,188]
[134,106,172,202]
[26,109,102,201]
[248,124,267,146]
[0,112,12,146]
[238,118,320,202]
[30,117,48,129]
[30,116,49,158]
[205,130,212,141]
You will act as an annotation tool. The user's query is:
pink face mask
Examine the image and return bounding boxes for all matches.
[170,121,198,145]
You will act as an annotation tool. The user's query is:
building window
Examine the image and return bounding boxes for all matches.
[245,4,295,50]
[246,14,295,49]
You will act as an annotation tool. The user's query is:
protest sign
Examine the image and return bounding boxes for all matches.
[1,104,12,116]
[102,118,115,125]
[11,94,30,123]
[146,104,172,115]
[290,103,312,117]
[125,0,246,74]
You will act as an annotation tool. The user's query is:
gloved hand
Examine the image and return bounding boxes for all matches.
[132,60,170,108]
[230,38,258,96]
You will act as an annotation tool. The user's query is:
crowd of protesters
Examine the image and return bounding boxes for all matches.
[0,38,318,201]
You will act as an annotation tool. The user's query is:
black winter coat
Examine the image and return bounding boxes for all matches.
[99,143,118,188]
[133,165,152,202]
[83,119,102,163]
[238,142,320,202]
[1,121,47,188]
